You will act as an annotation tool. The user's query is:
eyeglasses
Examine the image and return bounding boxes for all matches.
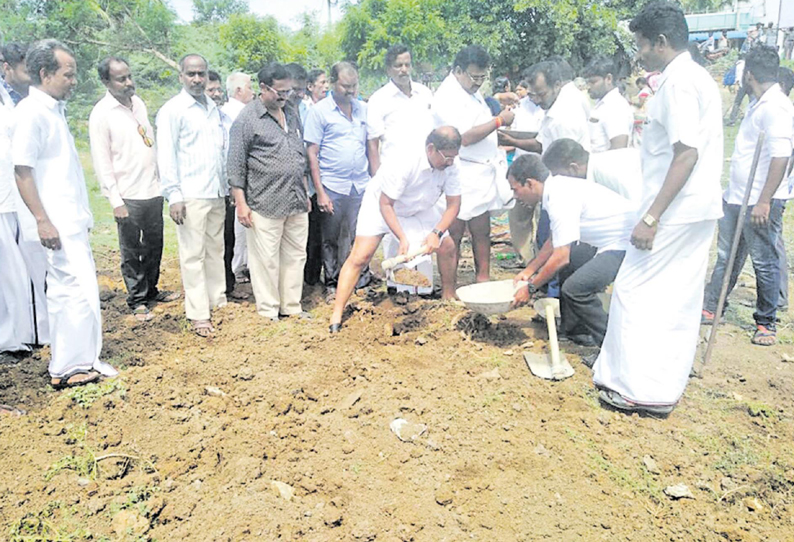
[266,85,293,98]
[137,124,154,148]
[435,148,457,165]
[465,70,488,84]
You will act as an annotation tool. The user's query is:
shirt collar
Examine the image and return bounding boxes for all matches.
[385,79,416,98]
[748,83,783,111]
[655,51,692,91]
[254,98,293,124]
[28,86,65,115]
[330,93,363,117]
[596,87,621,107]
[175,87,217,113]
[99,90,137,111]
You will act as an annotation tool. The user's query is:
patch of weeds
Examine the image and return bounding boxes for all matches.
[108,485,157,517]
[478,351,506,367]
[8,501,93,542]
[350,462,363,475]
[744,400,777,419]
[65,379,126,409]
[683,429,760,475]
[261,319,290,340]
[589,451,665,504]
[481,390,504,407]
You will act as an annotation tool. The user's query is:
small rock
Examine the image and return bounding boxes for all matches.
[338,390,363,410]
[204,386,226,397]
[235,367,255,381]
[743,496,763,512]
[324,510,343,527]
[476,367,501,380]
[642,455,660,475]
[112,510,149,538]
[503,350,514,356]
[664,484,694,500]
[720,477,738,492]
[781,353,794,363]
[271,480,295,501]
[415,336,428,346]
[512,403,522,412]
[435,489,453,506]
[77,477,91,487]
[99,289,116,302]
[390,418,427,442]
[534,444,551,457]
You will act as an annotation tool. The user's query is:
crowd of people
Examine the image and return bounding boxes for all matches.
[1,0,793,418]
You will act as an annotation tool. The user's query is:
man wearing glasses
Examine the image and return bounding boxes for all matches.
[157,54,228,338]
[328,127,463,333]
[305,61,373,303]
[431,45,515,283]
[89,56,179,323]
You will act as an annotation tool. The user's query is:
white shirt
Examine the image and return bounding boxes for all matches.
[373,149,462,217]
[221,97,246,122]
[542,175,636,252]
[640,52,723,224]
[727,84,794,204]
[561,81,591,121]
[537,83,591,152]
[367,79,433,162]
[88,92,160,208]
[588,87,634,153]
[431,74,497,163]
[11,87,93,241]
[0,85,15,213]
[512,97,545,157]
[156,89,227,204]
[587,148,644,205]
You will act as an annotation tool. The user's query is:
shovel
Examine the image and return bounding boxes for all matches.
[524,304,575,381]
[382,245,429,288]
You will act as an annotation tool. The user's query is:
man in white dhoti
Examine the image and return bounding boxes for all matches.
[508,154,633,348]
[367,44,435,293]
[328,127,463,333]
[13,40,118,388]
[431,45,514,283]
[593,1,724,416]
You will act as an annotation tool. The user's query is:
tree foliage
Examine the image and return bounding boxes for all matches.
[217,13,285,73]
[192,0,249,24]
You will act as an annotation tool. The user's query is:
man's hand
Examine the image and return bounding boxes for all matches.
[497,131,518,147]
[38,219,62,251]
[423,232,440,254]
[113,204,129,222]
[751,201,771,227]
[237,202,253,228]
[307,196,312,213]
[169,202,187,225]
[398,237,410,256]
[630,221,657,251]
[513,268,533,286]
[498,108,515,126]
[511,284,531,308]
[317,191,334,214]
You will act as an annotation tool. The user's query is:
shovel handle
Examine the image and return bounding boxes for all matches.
[545,304,561,367]
[382,245,427,271]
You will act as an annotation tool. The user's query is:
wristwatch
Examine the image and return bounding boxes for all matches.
[432,228,444,237]
[642,213,657,228]
[527,282,538,294]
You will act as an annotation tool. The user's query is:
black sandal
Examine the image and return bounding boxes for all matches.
[51,369,101,390]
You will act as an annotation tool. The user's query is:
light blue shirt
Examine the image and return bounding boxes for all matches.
[303,93,370,195]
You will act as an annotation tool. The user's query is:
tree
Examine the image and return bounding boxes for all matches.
[192,0,249,24]
[218,13,284,73]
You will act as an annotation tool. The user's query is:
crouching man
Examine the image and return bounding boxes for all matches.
[329,127,463,333]
[509,154,636,349]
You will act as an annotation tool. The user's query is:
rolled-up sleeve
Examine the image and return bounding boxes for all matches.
[88,108,124,208]
[156,104,182,204]
[227,114,250,191]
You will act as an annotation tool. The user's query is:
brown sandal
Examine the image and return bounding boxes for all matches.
[51,370,101,390]
[192,320,215,338]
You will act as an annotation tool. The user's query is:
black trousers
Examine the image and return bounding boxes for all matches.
[117,197,164,309]
[558,243,625,346]
[304,194,323,285]
[224,196,236,294]
[320,187,372,289]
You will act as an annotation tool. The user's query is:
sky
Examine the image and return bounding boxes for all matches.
[168,0,346,28]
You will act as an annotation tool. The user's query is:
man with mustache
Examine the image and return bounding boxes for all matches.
[13,40,118,388]
[228,62,310,322]
[157,54,228,338]
[89,56,179,323]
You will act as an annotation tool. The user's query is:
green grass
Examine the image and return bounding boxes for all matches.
[64,379,126,409]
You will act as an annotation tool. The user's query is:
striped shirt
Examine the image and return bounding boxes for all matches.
[156,89,227,204]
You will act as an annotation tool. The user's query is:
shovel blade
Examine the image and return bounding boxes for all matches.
[523,351,575,381]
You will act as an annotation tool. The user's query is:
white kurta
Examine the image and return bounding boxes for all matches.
[0,213,33,352]
[223,98,250,275]
[431,74,510,220]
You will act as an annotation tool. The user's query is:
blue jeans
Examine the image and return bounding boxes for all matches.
[704,199,783,327]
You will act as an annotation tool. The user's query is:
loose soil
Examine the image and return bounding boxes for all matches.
[2,233,794,542]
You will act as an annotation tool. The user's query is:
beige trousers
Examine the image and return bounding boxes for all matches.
[176,198,227,321]
[247,211,309,319]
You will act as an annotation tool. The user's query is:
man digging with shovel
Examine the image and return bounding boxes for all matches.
[328,127,462,333]
[508,154,636,353]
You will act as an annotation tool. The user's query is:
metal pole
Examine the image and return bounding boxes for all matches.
[701,131,766,370]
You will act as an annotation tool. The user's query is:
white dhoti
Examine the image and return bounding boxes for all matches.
[0,213,34,352]
[45,230,116,378]
[457,154,511,221]
[232,213,248,274]
[357,189,443,294]
[18,238,50,344]
[593,220,717,406]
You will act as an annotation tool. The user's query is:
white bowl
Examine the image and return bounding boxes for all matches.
[456,280,517,315]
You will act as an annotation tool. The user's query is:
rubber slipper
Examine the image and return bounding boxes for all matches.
[751,325,776,346]
[51,370,101,390]
[133,305,155,322]
[154,291,181,303]
[598,390,674,416]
